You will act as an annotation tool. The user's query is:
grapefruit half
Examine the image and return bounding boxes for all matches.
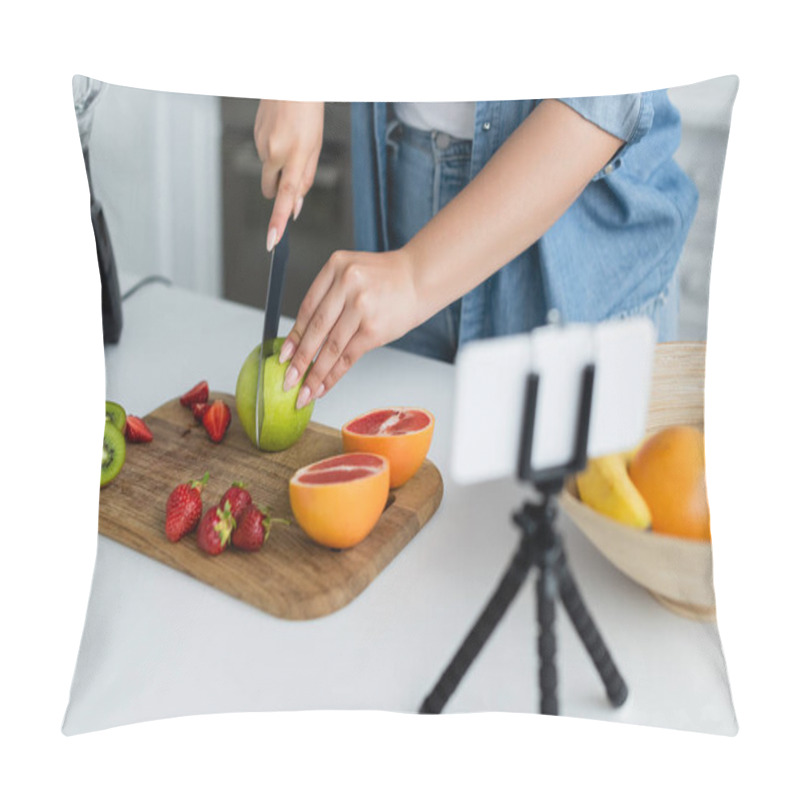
[341,408,434,488]
[289,452,391,549]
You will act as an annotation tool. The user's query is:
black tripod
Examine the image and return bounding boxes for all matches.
[420,366,628,716]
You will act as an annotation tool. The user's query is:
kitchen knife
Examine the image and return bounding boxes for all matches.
[255,226,290,450]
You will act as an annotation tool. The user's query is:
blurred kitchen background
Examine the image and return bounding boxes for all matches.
[82,76,738,341]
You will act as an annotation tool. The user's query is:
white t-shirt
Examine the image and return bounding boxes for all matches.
[393,102,476,141]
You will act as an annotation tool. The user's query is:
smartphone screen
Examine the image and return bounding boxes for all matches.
[451,318,655,485]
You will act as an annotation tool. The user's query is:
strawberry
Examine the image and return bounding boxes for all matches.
[197,502,235,555]
[180,380,209,408]
[203,399,231,443]
[125,415,153,443]
[220,482,252,518]
[231,504,269,551]
[192,401,210,422]
[165,472,209,542]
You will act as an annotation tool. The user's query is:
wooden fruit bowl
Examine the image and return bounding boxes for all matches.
[559,341,716,621]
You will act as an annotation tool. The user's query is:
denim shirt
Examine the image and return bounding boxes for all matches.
[350,95,698,342]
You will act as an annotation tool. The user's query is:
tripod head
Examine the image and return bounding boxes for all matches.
[516,363,595,497]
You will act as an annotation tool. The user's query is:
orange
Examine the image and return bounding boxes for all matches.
[628,425,711,542]
[289,452,390,549]
[341,408,434,488]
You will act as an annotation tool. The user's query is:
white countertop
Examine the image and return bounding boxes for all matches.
[62,275,737,735]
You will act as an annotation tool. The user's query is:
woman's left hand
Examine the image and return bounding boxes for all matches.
[279,248,420,408]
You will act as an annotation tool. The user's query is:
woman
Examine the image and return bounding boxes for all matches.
[253,95,697,410]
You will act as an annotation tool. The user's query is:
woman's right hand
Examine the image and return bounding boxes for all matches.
[254,100,325,251]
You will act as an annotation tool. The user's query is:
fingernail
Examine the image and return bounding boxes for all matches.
[313,383,325,400]
[266,227,277,252]
[296,385,311,410]
[283,365,299,392]
[279,339,295,364]
[292,196,304,221]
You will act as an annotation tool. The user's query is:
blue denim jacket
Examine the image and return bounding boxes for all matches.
[350,95,698,344]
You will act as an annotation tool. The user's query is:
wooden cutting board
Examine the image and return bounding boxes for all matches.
[98,394,443,620]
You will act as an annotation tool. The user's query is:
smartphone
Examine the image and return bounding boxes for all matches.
[451,317,656,485]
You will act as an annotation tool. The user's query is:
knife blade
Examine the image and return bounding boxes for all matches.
[255,227,290,450]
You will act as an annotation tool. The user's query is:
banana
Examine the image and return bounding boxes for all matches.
[575,453,652,529]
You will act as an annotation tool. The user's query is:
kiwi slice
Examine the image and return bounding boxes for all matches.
[101,420,126,487]
[106,400,127,432]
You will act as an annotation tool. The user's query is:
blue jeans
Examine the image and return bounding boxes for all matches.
[385,119,680,363]
[386,121,470,362]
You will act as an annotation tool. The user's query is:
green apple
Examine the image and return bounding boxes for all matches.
[235,338,314,451]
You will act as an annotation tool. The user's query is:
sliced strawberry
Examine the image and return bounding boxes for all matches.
[197,503,234,555]
[180,380,209,408]
[165,472,209,542]
[125,415,153,443]
[203,399,231,443]
[192,401,211,422]
[220,482,252,518]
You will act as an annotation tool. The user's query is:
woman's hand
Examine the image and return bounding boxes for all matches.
[254,100,324,251]
[280,248,420,408]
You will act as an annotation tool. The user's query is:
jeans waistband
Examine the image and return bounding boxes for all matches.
[387,118,473,158]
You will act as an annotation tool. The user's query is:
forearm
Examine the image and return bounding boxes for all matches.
[280,100,627,406]
[403,99,625,322]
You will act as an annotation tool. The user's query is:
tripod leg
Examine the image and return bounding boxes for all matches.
[536,563,559,715]
[420,538,535,714]
[556,555,628,708]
